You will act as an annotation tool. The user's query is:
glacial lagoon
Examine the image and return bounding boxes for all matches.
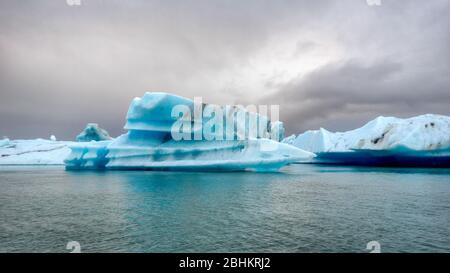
[0,164,449,253]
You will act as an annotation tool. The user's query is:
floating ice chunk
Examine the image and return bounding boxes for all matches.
[0,139,73,165]
[288,114,450,152]
[76,123,112,142]
[290,128,335,153]
[286,114,450,167]
[50,135,57,141]
[65,92,313,171]
[0,138,11,148]
[106,136,313,171]
[65,136,313,172]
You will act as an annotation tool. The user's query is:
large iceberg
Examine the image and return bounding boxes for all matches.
[65,92,314,171]
[284,114,450,167]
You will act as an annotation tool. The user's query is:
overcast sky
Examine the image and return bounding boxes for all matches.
[1,0,449,139]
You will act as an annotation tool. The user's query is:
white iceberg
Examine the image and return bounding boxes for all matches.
[0,138,12,148]
[0,139,73,165]
[65,92,314,171]
[0,123,112,166]
[284,114,450,167]
[282,134,296,146]
[76,123,112,142]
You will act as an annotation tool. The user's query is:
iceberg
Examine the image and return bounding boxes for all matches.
[76,123,112,142]
[64,140,111,169]
[0,123,112,166]
[65,92,314,171]
[282,134,296,146]
[284,114,450,167]
[0,139,72,165]
[0,138,12,148]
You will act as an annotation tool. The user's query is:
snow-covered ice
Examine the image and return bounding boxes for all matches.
[0,139,73,165]
[66,92,314,171]
[284,114,450,167]
[0,125,112,165]
[286,114,450,152]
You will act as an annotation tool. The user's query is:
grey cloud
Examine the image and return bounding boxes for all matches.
[0,0,449,139]
[264,58,450,134]
[259,0,450,135]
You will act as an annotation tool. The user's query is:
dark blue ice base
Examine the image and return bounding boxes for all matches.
[308,148,450,168]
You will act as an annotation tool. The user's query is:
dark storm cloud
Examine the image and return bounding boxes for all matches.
[0,0,449,139]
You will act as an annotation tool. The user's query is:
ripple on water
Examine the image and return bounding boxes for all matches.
[0,165,449,252]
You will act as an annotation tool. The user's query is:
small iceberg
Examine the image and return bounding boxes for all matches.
[65,92,314,171]
[0,138,12,148]
[284,114,450,167]
[76,123,113,142]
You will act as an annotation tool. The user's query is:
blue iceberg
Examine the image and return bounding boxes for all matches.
[65,92,314,171]
[0,138,11,148]
[284,114,450,167]
[76,123,112,142]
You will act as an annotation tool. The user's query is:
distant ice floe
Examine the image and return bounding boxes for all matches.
[0,123,112,166]
[65,92,314,171]
[0,139,72,165]
[284,114,450,167]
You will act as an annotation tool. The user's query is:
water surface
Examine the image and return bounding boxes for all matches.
[0,165,449,252]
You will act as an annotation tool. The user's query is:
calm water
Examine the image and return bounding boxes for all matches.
[0,164,449,253]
